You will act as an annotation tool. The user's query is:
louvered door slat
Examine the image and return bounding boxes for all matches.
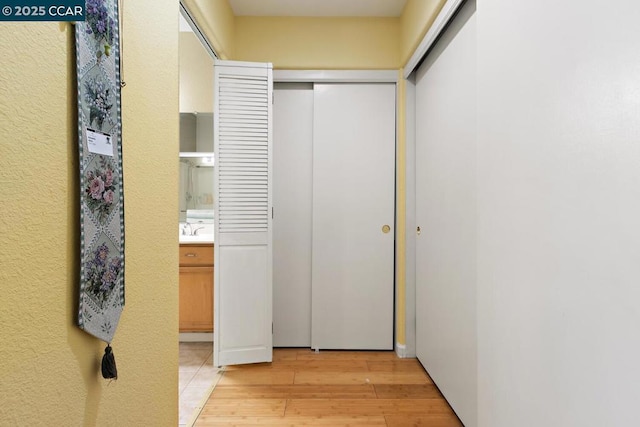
[218,64,269,235]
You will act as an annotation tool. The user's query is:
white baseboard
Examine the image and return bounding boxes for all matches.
[179,332,213,342]
[395,342,407,358]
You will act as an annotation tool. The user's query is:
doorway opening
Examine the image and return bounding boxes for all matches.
[177,3,219,425]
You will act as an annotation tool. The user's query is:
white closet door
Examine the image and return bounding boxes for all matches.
[311,83,395,350]
[273,83,313,347]
[415,0,477,425]
[213,60,273,367]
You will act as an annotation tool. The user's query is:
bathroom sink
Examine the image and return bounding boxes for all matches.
[179,234,214,244]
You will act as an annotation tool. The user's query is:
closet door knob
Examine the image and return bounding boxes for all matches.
[417,226,421,235]
[382,225,391,234]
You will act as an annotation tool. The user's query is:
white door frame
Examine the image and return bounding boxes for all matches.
[272,70,401,354]
[274,70,397,83]
[403,74,417,358]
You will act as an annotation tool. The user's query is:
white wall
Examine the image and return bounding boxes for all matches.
[477,1,640,425]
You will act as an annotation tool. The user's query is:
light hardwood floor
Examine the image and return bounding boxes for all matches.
[194,349,462,426]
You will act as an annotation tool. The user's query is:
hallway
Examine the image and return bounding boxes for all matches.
[194,349,462,426]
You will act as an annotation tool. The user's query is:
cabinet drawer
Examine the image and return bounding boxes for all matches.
[179,244,214,266]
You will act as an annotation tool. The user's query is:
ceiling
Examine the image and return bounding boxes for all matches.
[228,0,408,17]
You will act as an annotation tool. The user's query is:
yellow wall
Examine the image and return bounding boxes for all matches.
[184,0,445,69]
[180,31,214,113]
[0,0,179,424]
[235,17,400,69]
[400,0,447,66]
[183,0,236,59]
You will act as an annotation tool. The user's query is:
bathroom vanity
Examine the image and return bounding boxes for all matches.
[178,241,214,332]
[178,112,215,333]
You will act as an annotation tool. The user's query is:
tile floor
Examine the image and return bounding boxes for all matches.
[179,342,222,426]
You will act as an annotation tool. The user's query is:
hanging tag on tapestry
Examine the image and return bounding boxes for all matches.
[86,128,114,157]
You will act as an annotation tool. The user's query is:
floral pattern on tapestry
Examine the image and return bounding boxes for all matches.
[84,156,119,222]
[83,238,122,309]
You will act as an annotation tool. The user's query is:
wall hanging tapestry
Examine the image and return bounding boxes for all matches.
[75,0,124,379]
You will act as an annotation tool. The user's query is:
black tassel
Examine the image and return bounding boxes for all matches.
[101,344,118,380]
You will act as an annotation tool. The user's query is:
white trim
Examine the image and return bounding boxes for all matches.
[179,152,214,158]
[404,74,417,359]
[215,59,273,69]
[395,343,407,358]
[179,332,214,342]
[403,0,466,78]
[274,70,397,83]
[185,372,222,427]
[179,2,218,60]
[394,81,401,360]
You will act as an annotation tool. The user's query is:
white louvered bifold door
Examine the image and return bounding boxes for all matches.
[213,60,273,367]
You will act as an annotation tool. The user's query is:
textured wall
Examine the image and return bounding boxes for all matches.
[234,16,400,69]
[180,32,214,113]
[0,0,179,424]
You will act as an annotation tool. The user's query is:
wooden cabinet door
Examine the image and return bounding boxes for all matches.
[179,266,214,332]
